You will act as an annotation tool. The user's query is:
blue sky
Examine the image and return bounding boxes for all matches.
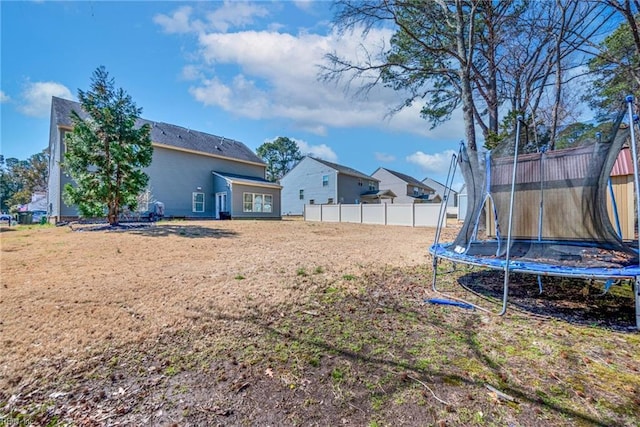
[1,1,466,186]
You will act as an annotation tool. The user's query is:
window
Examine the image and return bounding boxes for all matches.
[192,192,205,213]
[264,195,273,212]
[358,179,363,187]
[328,198,334,204]
[322,175,329,186]
[368,181,376,191]
[413,186,420,196]
[309,199,315,205]
[299,189,304,200]
[243,192,273,213]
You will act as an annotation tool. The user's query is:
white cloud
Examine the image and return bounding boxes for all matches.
[180,64,204,81]
[375,152,396,162]
[406,150,457,174]
[153,6,195,34]
[154,2,268,34]
[156,4,465,142]
[0,90,10,103]
[204,1,269,33]
[293,0,315,12]
[189,27,419,134]
[295,139,338,162]
[19,81,73,117]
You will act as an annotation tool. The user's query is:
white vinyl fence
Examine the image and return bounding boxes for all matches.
[304,203,446,228]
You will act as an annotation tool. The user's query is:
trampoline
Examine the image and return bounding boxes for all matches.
[429,96,640,329]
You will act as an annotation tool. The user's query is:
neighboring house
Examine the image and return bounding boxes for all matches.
[48,96,281,221]
[457,184,467,221]
[280,156,383,215]
[372,167,440,204]
[18,192,47,212]
[422,177,459,211]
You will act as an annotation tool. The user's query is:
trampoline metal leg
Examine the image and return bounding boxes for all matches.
[499,270,509,316]
[430,255,498,315]
[635,276,640,330]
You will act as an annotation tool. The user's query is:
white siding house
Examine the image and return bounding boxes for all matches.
[280,157,382,215]
[372,167,440,204]
[422,177,459,211]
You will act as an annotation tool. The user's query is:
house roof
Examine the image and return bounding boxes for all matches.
[490,144,632,185]
[52,96,264,166]
[375,167,433,190]
[213,171,282,189]
[422,177,458,195]
[310,157,379,181]
[412,193,442,202]
[360,189,397,199]
[611,147,633,177]
[19,194,48,212]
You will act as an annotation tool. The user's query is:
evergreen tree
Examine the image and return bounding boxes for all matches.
[586,16,640,115]
[63,67,152,225]
[256,137,302,182]
[0,151,48,212]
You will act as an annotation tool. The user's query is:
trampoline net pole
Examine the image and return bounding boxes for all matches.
[626,95,640,330]
[431,147,460,292]
[500,116,524,316]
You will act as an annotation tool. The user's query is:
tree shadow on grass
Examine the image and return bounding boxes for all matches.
[69,222,238,239]
[13,267,630,426]
[201,283,616,427]
[129,224,238,239]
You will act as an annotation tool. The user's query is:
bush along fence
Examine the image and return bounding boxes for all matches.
[303,203,447,228]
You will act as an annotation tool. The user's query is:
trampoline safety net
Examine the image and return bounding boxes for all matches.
[452,111,638,270]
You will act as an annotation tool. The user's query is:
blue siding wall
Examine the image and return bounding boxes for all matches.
[55,130,81,218]
[145,146,266,218]
[53,140,267,219]
[47,124,62,217]
[231,183,281,219]
[212,174,231,215]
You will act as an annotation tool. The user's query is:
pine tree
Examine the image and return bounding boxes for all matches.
[256,137,302,182]
[63,66,153,225]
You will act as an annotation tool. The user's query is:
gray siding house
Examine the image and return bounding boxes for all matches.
[280,157,382,215]
[371,167,440,204]
[47,96,281,221]
[422,177,458,211]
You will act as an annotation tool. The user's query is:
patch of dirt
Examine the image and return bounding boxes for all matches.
[1,219,639,426]
[454,271,637,332]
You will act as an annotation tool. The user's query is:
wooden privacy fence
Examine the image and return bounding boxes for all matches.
[303,203,446,228]
[484,146,635,241]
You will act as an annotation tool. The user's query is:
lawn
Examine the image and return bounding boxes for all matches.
[1,219,638,426]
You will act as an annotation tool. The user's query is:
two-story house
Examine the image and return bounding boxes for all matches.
[280,157,393,215]
[48,96,281,221]
[371,167,440,204]
[422,176,459,213]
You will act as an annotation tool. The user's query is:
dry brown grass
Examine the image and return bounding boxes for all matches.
[0,219,457,389]
[1,219,639,426]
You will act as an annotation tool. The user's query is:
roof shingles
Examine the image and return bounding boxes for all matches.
[52,96,264,165]
[311,157,378,181]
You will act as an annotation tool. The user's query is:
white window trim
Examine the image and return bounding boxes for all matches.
[192,192,205,213]
[243,192,273,213]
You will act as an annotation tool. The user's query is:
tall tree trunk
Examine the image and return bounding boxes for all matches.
[549,0,568,150]
[455,0,478,151]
